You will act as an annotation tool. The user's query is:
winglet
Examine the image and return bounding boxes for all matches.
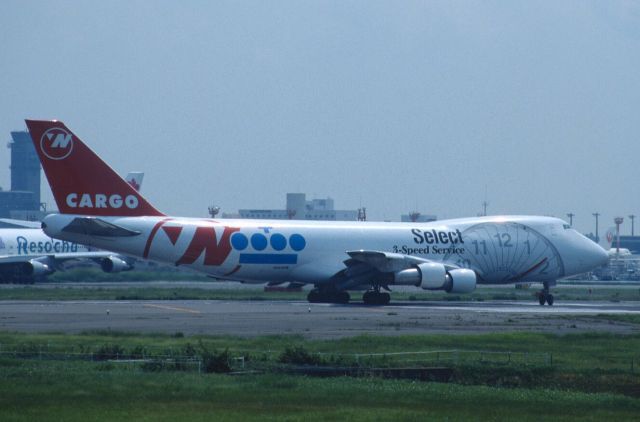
[25,119,164,217]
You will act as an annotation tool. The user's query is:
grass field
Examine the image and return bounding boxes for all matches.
[2,272,639,419]
[1,359,639,421]
[0,331,639,420]
[1,329,638,364]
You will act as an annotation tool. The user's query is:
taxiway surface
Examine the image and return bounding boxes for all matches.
[1,299,638,338]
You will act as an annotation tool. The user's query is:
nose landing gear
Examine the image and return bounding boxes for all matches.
[537,281,555,306]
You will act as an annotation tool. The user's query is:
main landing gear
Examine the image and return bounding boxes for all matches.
[537,281,554,306]
[362,287,390,306]
[307,288,350,304]
[306,285,392,306]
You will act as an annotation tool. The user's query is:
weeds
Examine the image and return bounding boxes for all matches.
[278,345,323,366]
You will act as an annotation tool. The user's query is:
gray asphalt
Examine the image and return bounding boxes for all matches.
[1,280,638,290]
[1,299,638,339]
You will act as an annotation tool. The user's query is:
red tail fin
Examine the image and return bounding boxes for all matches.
[25,119,164,217]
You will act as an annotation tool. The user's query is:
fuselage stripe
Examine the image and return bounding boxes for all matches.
[511,257,548,281]
[143,218,173,258]
[239,254,298,265]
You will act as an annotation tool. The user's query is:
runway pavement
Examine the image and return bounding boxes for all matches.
[1,299,638,339]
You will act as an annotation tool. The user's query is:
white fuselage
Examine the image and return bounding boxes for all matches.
[41,214,608,288]
[0,228,90,258]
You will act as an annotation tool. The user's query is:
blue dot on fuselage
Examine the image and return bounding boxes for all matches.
[270,233,287,251]
[231,233,248,250]
[289,234,306,251]
[251,233,268,251]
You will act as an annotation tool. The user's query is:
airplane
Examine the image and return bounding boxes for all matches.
[25,119,609,305]
[0,172,143,283]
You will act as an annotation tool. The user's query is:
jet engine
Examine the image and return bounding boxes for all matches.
[100,256,132,273]
[442,268,476,293]
[25,260,53,276]
[393,263,477,293]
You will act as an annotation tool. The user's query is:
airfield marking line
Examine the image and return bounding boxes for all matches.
[143,303,201,314]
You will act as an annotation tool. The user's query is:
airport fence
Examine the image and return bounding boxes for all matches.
[344,349,553,367]
[0,343,638,375]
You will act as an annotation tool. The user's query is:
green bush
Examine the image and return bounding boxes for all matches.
[182,343,197,357]
[278,345,323,366]
[93,344,126,361]
[198,341,231,373]
[140,360,164,372]
[129,345,146,359]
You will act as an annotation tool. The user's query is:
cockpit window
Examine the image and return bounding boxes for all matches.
[563,224,571,229]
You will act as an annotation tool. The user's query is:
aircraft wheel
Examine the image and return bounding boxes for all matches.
[363,291,373,305]
[335,291,350,304]
[538,294,546,306]
[546,294,554,306]
[307,289,321,303]
[381,292,391,305]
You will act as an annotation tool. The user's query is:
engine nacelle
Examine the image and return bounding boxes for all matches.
[393,262,448,289]
[393,268,421,286]
[417,262,448,289]
[443,269,477,293]
[101,256,132,273]
[26,260,53,276]
[393,263,476,294]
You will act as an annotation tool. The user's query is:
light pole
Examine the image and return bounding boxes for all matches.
[357,207,367,221]
[629,215,636,236]
[566,213,574,227]
[208,205,220,218]
[592,212,600,243]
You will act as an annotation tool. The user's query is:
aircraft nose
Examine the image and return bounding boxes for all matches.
[562,234,609,276]
[592,242,610,267]
[583,238,609,268]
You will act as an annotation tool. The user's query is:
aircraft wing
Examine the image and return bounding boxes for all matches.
[0,255,47,264]
[46,251,124,261]
[0,218,42,229]
[0,250,135,281]
[345,250,458,272]
[330,250,462,291]
[0,251,123,265]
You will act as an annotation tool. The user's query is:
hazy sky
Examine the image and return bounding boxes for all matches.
[1,1,639,235]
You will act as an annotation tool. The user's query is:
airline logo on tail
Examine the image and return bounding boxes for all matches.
[25,119,164,217]
[41,127,73,160]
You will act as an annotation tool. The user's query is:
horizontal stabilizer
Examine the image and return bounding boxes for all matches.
[60,217,141,237]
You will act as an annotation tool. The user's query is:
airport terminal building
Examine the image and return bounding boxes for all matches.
[400,213,437,223]
[0,131,44,221]
[224,193,358,221]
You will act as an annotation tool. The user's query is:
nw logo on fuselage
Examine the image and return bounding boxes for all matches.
[40,127,74,160]
[142,219,238,267]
